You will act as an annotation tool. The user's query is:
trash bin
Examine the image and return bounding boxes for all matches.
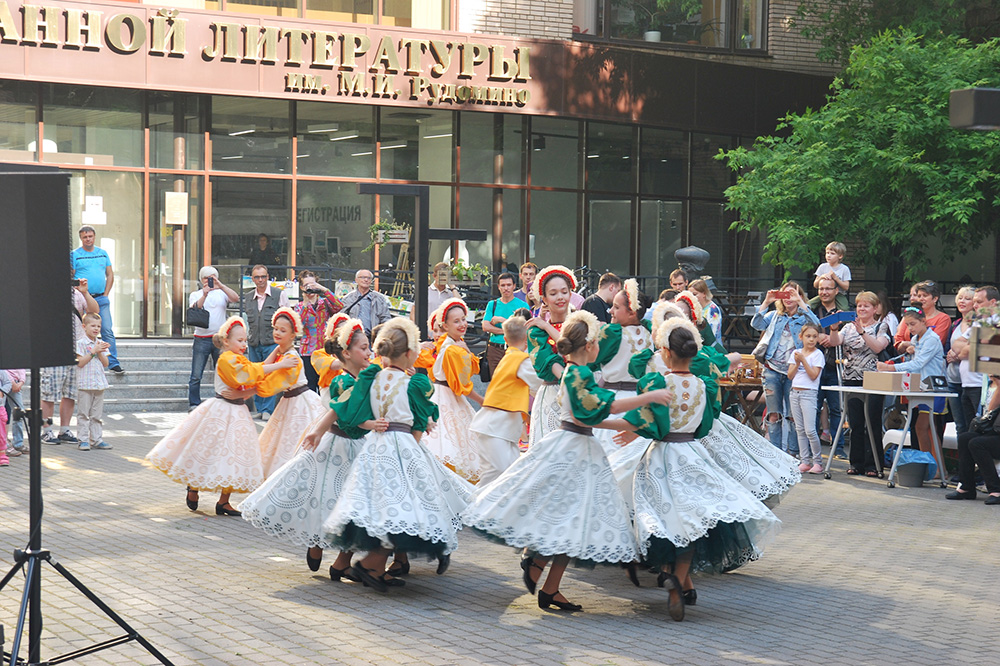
[896,462,929,487]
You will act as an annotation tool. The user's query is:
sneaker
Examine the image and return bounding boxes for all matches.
[57,431,81,444]
[41,431,60,445]
[14,443,29,454]
[0,455,8,466]
[92,441,113,450]
[798,462,812,473]
[78,442,91,451]
[834,452,848,461]
[109,366,125,374]
[260,412,270,422]
[809,464,824,474]
[6,447,21,457]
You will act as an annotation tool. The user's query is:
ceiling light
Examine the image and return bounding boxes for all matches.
[228,127,255,136]
[307,123,339,133]
[351,151,373,157]
[423,133,453,139]
[328,134,359,142]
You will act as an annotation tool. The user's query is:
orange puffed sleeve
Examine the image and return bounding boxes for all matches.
[217,351,265,390]
[311,349,342,389]
[256,352,300,397]
[415,335,446,382]
[440,344,479,396]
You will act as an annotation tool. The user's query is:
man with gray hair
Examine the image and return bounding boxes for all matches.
[188,266,239,410]
[341,269,392,337]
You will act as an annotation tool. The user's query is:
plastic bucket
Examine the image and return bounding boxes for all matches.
[896,462,928,487]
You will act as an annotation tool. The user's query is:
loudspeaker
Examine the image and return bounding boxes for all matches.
[0,164,74,370]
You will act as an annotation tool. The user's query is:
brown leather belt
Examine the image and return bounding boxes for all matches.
[663,433,695,442]
[330,424,349,438]
[283,385,310,398]
[603,381,637,392]
[386,422,413,433]
[560,420,593,436]
[433,380,449,387]
[487,341,505,348]
[216,395,248,407]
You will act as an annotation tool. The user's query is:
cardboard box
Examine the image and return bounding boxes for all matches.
[863,371,921,392]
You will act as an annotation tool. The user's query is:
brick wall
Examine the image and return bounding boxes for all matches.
[458,0,575,40]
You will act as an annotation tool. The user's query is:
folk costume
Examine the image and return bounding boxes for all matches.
[257,308,326,478]
[463,312,639,566]
[323,320,473,558]
[421,298,483,483]
[241,319,370,550]
[468,345,542,485]
[147,316,290,493]
[310,312,352,396]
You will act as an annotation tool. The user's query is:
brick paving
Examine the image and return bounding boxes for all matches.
[1,410,999,665]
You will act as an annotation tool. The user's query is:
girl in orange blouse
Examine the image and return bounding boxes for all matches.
[310,312,351,396]
[147,316,298,515]
[421,298,485,483]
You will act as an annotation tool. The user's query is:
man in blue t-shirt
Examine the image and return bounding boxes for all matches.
[71,225,123,373]
[481,272,529,375]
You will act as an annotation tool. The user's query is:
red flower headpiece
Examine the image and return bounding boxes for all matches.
[530,265,577,303]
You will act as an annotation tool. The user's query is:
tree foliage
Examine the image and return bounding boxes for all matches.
[719,32,1000,281]
[794,0,998,65]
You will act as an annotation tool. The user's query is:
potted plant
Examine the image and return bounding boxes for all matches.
[450,259,490,287]
[362,217,410,254]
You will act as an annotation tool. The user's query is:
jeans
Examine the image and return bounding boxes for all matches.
[948,382,968,435]
[762,367,798,455]
[956,431,1000,494]
[93,295,118,368]
[962,386,983,421]
[5,394,24,448]
[248,343,278,415]
[790,388,822,465]
[188,336,221,407]
[845,381,884,473]
[816,364,844,454]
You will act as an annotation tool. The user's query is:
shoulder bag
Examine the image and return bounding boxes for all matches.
[969,407,1000,436]
[186,304,211,329]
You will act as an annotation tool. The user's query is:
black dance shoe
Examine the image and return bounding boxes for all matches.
[386,560,410,577]
[215,503,241,517]
[436,554,451,575]
[351,565,388,592]
[306,548,323,572]
[185,487,198,512]
[945,490,977,500]
[330,566,360,583]
[660,573,685,622]
[538,590,582,612]
[521,557,543,595]
[622,562,640,587]
[683,589,697,606]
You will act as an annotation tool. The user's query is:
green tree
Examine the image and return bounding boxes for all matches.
[719,31,1000,281]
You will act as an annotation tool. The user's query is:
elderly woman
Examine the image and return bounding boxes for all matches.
[828,292,892,476]
[750,281,821,455]
[293,270,342,392]
[945,286,977,435]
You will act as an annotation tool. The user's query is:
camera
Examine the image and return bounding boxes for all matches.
[208,276,215,288]
[71,279,81,286]
[306,287,323,294]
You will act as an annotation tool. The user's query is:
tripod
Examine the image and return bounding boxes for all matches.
[0,368,174,665]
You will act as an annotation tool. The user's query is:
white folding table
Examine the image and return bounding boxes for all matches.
[820,386,956,488]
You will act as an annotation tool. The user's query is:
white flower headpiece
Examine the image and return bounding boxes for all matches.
[530,265,577,304]
[334,318,365,352]
[563,309,601,345]
[651,301,686,331]
[374,317,421,355]
[323,312,351,342]
[675,290,704,325]
[218,315,247,338]
[427,309,443,336]
[655,317,702,351]
[435,297,468,324]
[622,278,641,314]
[271,306,303,337]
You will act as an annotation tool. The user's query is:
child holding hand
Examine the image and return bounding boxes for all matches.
[787,323,825,473]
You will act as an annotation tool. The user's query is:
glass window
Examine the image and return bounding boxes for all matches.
[210,97,291,174]
[148,175,204,336]
[530,117,580,189]
[225,0,300,18]
[501,189,525,270]
[306,0,374,22]
[149,92,204,171]
[211,176,291,285]
[383,0,450,29]
[69,170,144,336]
[640,128,687,196]
[586,122,633,192]
[459,113,525,185]
[737,0,766,49]
[296,181,374,272]
[379,186,453,292]
[457,187,497,269]
[529,191,579,269]
[296,102,375,178]
[639,198,683,295]
[690,132,733,198]
[606,0,733,49]
[42,84,142,167]
[378,108,454,181]
[587,195,631,275]
[0,81,37,163]
[689,200,729,279]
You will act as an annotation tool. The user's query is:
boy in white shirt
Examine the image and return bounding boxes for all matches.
[813,241,852,311]
[75,313,112,451]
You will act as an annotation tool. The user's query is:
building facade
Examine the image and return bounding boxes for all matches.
[0,0,836,336]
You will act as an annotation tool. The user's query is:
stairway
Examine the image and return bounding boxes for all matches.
[104,339,210,413]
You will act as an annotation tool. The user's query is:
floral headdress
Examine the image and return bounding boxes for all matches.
[271,306,303,337]
[674,290,704,325]
[650,301,686,332]
[334,318,365,352]
[427,309,443,336]
[622,278,641,314]
[530,265,577,304]
[374,317,421,355]
[563,309,601,344]
[435,297,468,325]
[219,315,247,338]
[323,312,351,342]
[655,316,702,351]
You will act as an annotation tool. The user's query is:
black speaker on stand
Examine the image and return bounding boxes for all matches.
[0,164,173,666]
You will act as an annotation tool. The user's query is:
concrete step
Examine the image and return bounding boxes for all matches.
[104,397,191,413]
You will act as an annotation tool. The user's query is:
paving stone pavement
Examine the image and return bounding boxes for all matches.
[1,410,999,665]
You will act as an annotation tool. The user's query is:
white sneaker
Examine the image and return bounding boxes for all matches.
[260,412,270,422]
